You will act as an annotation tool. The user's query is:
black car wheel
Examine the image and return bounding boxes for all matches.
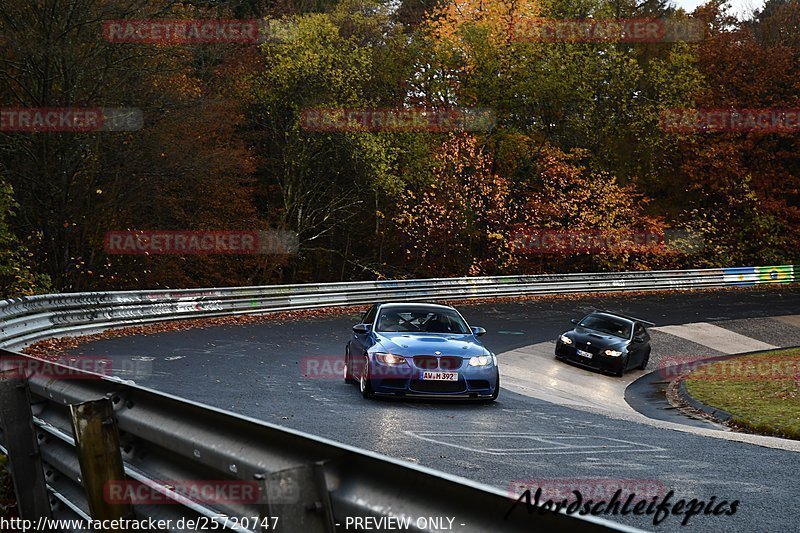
[344,346,356,384]
[360,355,374,399]
[479,371,500,403]
[639,348,651,370]
[490,371,500,401]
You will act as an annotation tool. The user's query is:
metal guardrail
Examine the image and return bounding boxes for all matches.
[0,350,642,533]
[1,265,795,350]
[0,265,795,532]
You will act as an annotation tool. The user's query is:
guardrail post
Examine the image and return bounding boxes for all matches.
[69,399,133,531]
[0,369,52,521]
[257,463,335,532]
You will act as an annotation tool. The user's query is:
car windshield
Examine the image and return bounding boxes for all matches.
[376,308,469,334]
[578,314,632,339]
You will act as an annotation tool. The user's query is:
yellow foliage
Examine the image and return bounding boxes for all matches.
[426,0,541,46]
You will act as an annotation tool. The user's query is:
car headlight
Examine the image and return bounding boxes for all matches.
[604,349,623,357]
[559,335,573,345]
[469,355,492,366]
[375,353,407,365]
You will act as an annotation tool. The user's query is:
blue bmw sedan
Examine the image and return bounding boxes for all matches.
[344,302,499,400]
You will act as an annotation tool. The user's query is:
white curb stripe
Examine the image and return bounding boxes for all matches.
[651,322,776,354]
[773,315,800,328]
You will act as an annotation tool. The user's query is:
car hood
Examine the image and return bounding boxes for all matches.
[374,332,488,357]
[565,327,629,349]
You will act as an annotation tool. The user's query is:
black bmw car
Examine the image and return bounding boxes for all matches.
[555,311,654,376]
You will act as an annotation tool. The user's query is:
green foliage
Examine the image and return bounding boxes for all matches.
[0,180,51,298]
[0,0,796,285]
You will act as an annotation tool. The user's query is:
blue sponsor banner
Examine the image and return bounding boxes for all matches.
[723,266,756,286]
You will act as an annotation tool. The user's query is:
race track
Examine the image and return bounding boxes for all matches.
[62,288,800,532]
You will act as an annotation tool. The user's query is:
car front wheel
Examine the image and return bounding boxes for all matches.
[639,348,651,370]
[490,371,500,401]
[360,356,374,399]
[344,346,356,384]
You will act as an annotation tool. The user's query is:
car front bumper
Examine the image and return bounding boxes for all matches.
[368,360,499,398]
[555,341,626,374]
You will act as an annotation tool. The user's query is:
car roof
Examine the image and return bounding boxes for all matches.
[377,302,456,311]
[589,310,654,327]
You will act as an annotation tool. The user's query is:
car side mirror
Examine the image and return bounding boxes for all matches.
[353,324,371,334]
[472,326,486,337]
[570,319,579,325]
[633,335,644,343]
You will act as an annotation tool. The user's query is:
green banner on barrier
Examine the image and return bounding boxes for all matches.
[755,265,794,283]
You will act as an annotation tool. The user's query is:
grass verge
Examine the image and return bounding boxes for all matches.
[684,347,800,440]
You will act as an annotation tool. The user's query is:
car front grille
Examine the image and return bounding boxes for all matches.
[467,379,491,390]
[410,380,466,393]
[379,379,408,388]
[413,356,438,369]
[575,342,600,354]
[412,355,463,370]
[439,357,463,370]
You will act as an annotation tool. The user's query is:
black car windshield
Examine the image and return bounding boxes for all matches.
[376,307,469,334]
[578,314,632,339]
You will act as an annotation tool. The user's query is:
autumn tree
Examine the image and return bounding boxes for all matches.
[395,134,517,275]
[245,2,439,281]
[0,179,51,297]
[666,0,800,265]
[0,0,272,290]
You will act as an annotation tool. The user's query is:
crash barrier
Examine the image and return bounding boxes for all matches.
[0,265,793,531]
[0,350,641,533]
[0,265,795,350]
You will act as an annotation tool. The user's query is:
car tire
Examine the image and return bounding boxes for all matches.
[360,356,374,399]
[480,371,500,403]
[639,348,651,370]
[344,347,356,384]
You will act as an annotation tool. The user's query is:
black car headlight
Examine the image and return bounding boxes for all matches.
[604,349,623,357]
[559,334,573,345]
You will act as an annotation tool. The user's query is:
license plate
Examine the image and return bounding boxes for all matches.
[421,371,459,381]
[576,349,593,359]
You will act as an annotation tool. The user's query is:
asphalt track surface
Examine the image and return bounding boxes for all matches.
[63,288,800,532]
